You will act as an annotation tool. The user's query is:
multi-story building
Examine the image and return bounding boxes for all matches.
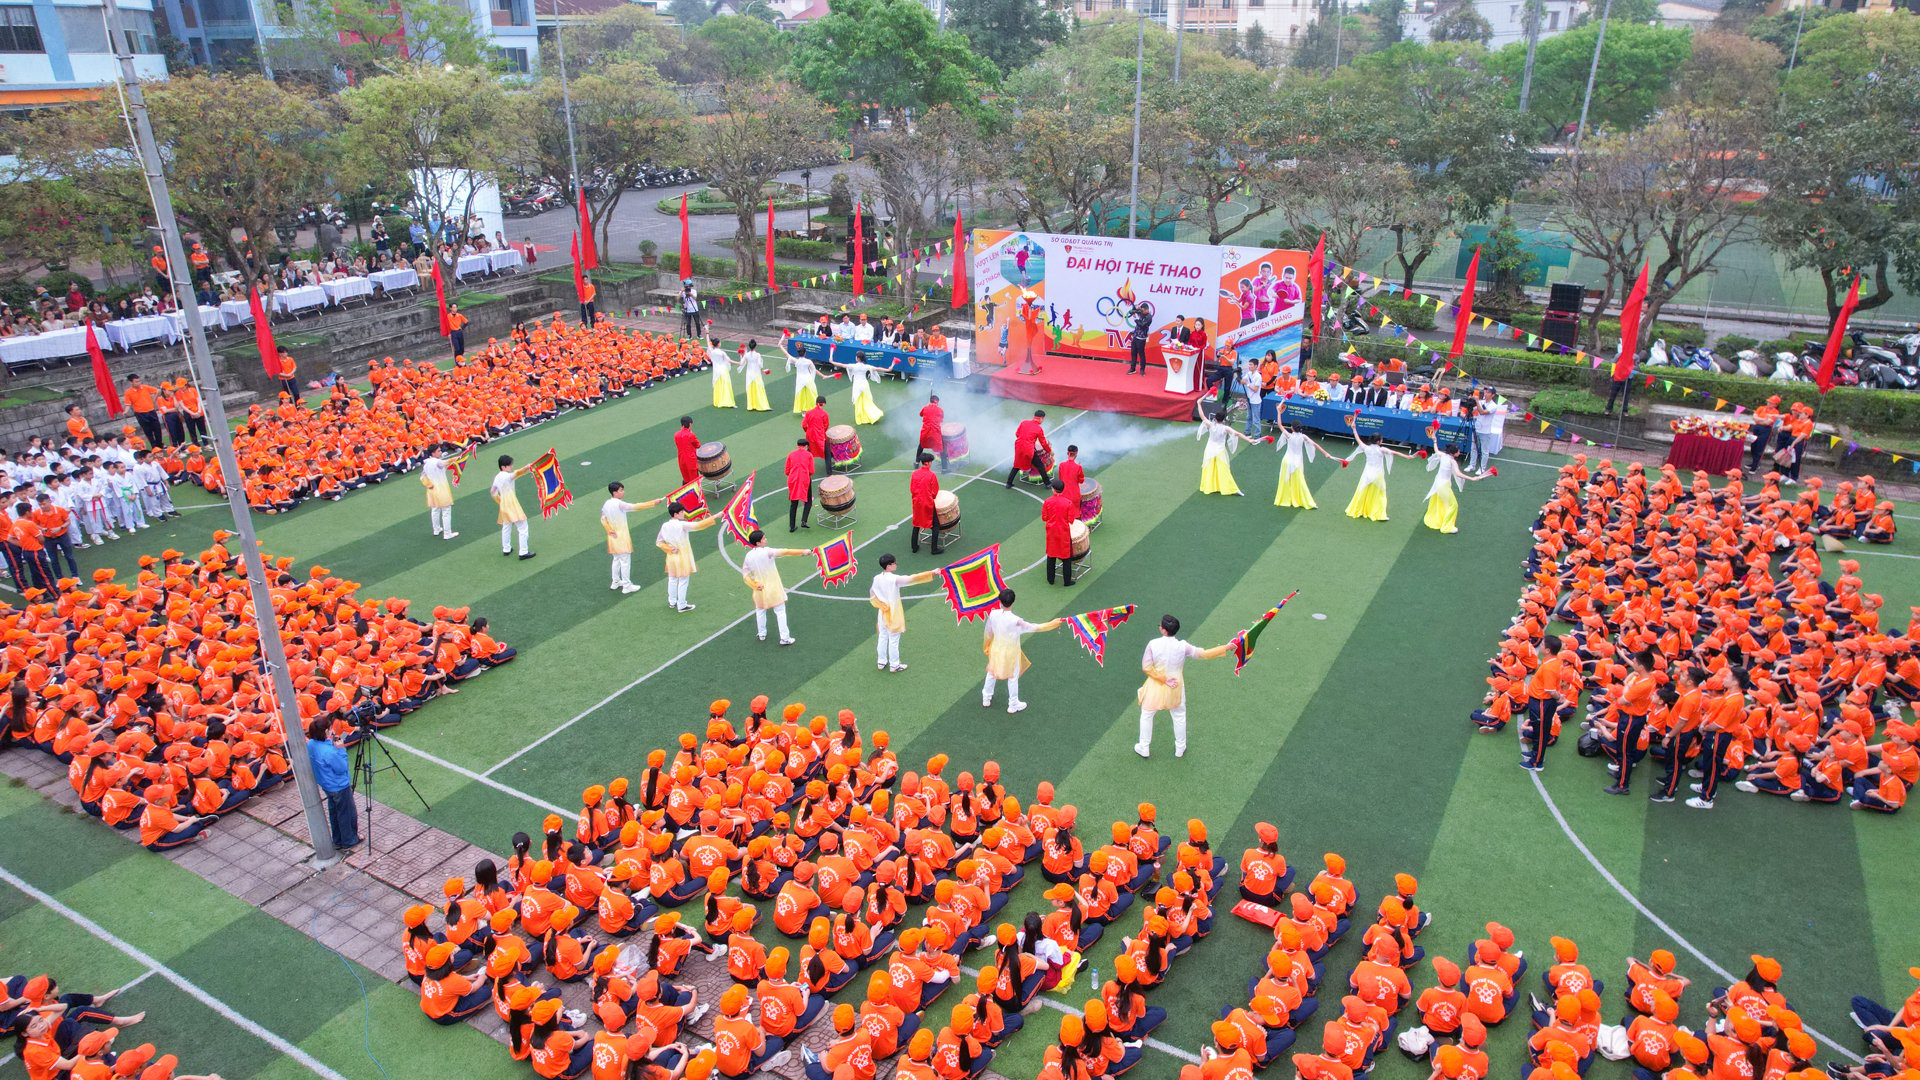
[1401,0,1586,47]
[0,0,167,108]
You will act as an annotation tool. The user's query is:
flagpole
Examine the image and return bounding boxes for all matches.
[102,0,338,867]
[1127,7,1146,240]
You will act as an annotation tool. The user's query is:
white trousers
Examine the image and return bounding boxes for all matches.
[611,553,632,587]
[431,506,453,535]
[502,520,529,554]
[877,628,902,667]
[754,604,790,640]
[1138,706,1188,754]
[983,673,1022,706]
[667,575,689,606]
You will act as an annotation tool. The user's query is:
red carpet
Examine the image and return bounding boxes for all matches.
[986,354,1201,422]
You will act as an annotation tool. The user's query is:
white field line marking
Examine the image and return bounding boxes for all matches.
[109,968,158,997]
[482,410,1089,778]
[376,735,573,817]
[0,862,354,1080]
[1526,772,1862,1063]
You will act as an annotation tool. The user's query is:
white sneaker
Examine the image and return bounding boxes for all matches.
[1134,744,1150,759]
[621,584,640,594]
[982,696,993,708]
[1685,797,1713,810]
[758,634,767,642]
[765,1051,792,1072]
[444,531,459,539]
[1734,780,1758,794]
[878,662,888,671]
[779,638,795,647]
[889,664,908,672]
[1007,701,1027,714]
[1174,744,1187,758]
[612,582,622,590]
[1789,790,1809,802]
[107,532,121,540]
[677,603,696,612]
[687,1003,710,1024]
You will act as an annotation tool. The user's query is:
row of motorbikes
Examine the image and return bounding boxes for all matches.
[503,166,705,217]
[1644,331,1920,389]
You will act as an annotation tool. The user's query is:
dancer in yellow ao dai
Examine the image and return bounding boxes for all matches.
[738,339,772,412]
[1273,421,1335,509]
[1422,430,1487,534]
[826,354,886,425]
[1197,413,1259,496]
[708,337,737,409]
[786,336,821,413]
[1342,412,1415,522]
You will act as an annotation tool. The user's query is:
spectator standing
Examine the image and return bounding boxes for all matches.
[305,718,360,850]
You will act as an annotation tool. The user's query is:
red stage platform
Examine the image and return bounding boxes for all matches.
[986,354,1202,422]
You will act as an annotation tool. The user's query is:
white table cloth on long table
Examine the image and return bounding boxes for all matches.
[369,268,419,293]
[455,253,491,279]
[271,285,327,315]
[0,327,90,367]
[101,315,179,352]
[488,249,524,274]
[321,277,374,304]
[219,300,254,329]
[166,306,225,340]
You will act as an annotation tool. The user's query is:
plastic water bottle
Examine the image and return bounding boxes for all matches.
[1088,964,1098,994]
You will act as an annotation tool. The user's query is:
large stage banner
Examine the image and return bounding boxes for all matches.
[970,231,1308,393]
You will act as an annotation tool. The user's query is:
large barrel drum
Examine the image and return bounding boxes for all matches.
[696,442,731,479]
[934,491,961,528]
[819,475,855,512]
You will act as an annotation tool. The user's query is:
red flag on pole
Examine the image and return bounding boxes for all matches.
[571,232,588,302]
[1450,246,1480,360]
[1614,261,1649,382]
[853,204,865,297]
[1817,273,1863,394]
[85,321,122,416]
[577,191,597,269]
[951,211,968,310]
[766,195,777,293]
[247,286,280,381]
[430,261,452,336]
[1306,232,1325,343]
[679,195,692,280]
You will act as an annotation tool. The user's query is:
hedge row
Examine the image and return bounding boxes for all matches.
[655,192,828,216]
[772,238,839,261]
[660,252,742,280]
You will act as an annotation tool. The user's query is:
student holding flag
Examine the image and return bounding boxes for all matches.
[869,554,938,673]
[1135,614,1236,760]
[657,498,719,610]
[601,481,665,595]
[421,443,458,540]
[491,454,537,559]
[740,529,811,645]
[983,589,1062,714]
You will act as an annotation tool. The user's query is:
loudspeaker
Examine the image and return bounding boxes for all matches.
[1540,314,1580,347]
[1548,282,1587,312]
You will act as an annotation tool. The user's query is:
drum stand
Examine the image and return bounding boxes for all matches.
[916,521,960,548]
[702,475,737,497]
[819,506,856,529]
[829,459,864,475]
[1073,549,1094,572]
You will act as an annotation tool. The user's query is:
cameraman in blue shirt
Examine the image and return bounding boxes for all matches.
[304,718,359,851]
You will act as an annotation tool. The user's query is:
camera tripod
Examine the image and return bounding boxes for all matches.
[352,729,430,854]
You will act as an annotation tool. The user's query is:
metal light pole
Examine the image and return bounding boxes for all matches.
[1785,0,1807,73]
[1127,7,1146,240]
[1173,0,1185,83]
[1572,0,1613,155]
[801,169,812,236]
[101,1,339,867]
[1331,0,1344,70]
[1517,0,1542,113]
[551,0,583,238]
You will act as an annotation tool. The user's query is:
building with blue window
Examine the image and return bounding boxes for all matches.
[0,0,167,108]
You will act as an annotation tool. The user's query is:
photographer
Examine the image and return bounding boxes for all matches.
[305,718,360,851]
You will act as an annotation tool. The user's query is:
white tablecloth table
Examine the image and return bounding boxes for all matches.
[271,285,327,316]
[101,314,180,352]
[166,306,225,339]
[0,326,90,368]
[321,277,374,305]
[488,249,525,274]
[369,268,419,293]
[455,253,492,279]
[218,300,254,329]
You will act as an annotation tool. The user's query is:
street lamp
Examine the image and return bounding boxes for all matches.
[800,170,813,237]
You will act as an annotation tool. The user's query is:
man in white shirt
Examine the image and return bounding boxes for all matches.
[1135,613,1234,759]
[831,314,854,340]
[867,554,937,673]
[982,588,1062,714]
[851,314,875,344]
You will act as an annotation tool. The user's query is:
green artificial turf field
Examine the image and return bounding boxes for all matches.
[4,359,1919,1079]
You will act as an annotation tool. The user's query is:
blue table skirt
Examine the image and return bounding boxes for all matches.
[788,334,950,375]
[1257,396,1473,451]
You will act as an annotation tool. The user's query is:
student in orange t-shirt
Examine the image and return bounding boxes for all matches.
[448,304,469,358]
[712,984,790,1077]
[64,405,93,443]
[123,375,163,447]
[1523,635,1566,771]
[8,504,55,592]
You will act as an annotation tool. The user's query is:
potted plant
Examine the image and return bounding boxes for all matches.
[639,239,659,267]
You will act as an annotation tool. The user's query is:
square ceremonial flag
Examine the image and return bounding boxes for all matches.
[1066,604,1137,666]
[532,448,572,518]
[665,479,709,521]
[1230,589,1299,675]
[444,440,479,485]
[813,531,856,587]
[721,471,758,545]
[936,544,1007,623]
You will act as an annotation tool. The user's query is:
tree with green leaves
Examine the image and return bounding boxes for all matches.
[790,0,999,125]
[667,0,713,29]
[6,73,333,296]
[533,62,687,256]
[1369,0,1405,46]
[684,82,836,279]
[1292,0,1374,70]
[859,106,988,296]
[1157,65,1291,246]
[1427,0,1492,44]
[1761,13,1920,328]
[694,15,789,83]
[340,67,527,297]
[1242,24,1274,67]
[270,0,491,81]
[1488,20,1691,134]
[947,0,1067,75]
[1671,29,1780,113]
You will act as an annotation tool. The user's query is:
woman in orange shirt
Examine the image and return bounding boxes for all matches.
[419,941,492,1024]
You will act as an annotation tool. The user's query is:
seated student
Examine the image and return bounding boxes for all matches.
[805,1004,874,1080]
[1180,1020,1258,1080]
[1350,935,1414,1013]
[712,984,791,1077]
[931,1003,994,1080]
[1527,995,1595,1074]
[857,969,917,1060]
[1363,898,1423,968]
[1238,822,1292,905]
[1625,949,1690,1018]
[1042,882,1103,954]
[527,998,593,1079]
[800,918,858,996]
[1326,993,1394,1074]
[543,904,611,982]
[136,783,216,850]
[1279,894,1332,968]
[831,888,896,967]
[1096,823,1151,894]
[401,904,439,984]
[723,906,766,988]
[887,927,955,1014]
[1852,966,1920,1058]
[420,941,492,1024]
[957,966,1022,1050]
[758,948,827,1045]
[1862,501,1897,543]
[596,860,650,937]
[643,912,714,980]
[1462,940,1517,1027]
[1626,989,1684,1076]
[1466,921,1526,982]
[774,861,823,937]
[894,1029,939,1080]
[1543,936,1600,998]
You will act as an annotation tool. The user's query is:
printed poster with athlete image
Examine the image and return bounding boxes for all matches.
[970,230,1307,393]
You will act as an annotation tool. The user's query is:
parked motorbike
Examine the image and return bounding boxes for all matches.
[1736,350,1766,378]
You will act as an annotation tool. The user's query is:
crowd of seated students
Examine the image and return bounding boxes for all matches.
[1476,459,1911,812]
[401,696,1225,1080]
[0,967,226,1079]
[167,318,706,515]
[0,535,510,850]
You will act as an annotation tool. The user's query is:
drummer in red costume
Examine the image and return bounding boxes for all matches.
[673,416,701,484]
[785,438,814,532]
[1057,445,1084,503]
[919,394,948,470]
[909,452,946,555]
[1041,479,1080,586]
[803,400,831,468]
[1006,409,1054,488]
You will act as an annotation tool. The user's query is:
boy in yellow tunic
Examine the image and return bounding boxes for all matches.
[869,554,938,672]
[982,588,1062,714]
[421,444,457,539]
[1136,613,1235,759]
[492,454,537,560]
[656,499,718,611]
[602,480,665,594]
[740,528,812,645]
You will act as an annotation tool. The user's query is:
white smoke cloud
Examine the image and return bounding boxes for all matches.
[878,382,1193,474]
